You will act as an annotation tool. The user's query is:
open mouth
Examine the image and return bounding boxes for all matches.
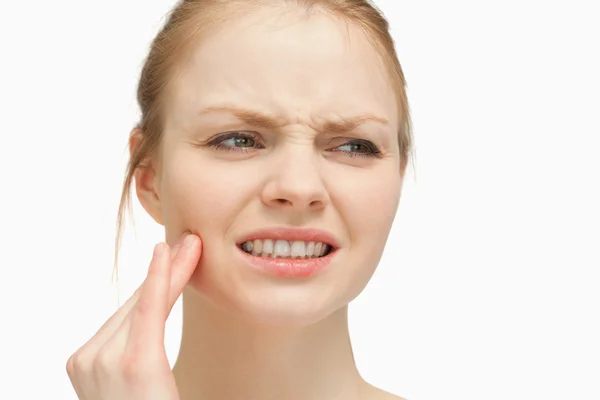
[237,239,335,259]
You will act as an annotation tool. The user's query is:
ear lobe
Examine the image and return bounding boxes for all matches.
[129,129,165,226]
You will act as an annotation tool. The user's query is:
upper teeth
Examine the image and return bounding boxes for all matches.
[241,239,331,258]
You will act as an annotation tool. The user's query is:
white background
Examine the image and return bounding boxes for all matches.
[0,1,598,399]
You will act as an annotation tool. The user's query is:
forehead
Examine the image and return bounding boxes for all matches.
[167,8,398,128]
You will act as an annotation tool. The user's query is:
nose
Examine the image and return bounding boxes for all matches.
[261,146,329,212]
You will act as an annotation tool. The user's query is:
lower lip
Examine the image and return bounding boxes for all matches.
[236,246,336,278]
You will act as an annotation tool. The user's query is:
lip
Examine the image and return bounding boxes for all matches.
[236,227,341,249]
[235,245,338,278]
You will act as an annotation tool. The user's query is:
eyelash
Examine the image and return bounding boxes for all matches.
[205,132,382,159]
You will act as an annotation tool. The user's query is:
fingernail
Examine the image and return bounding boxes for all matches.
[154,242,166,257]
[170,233,188,258]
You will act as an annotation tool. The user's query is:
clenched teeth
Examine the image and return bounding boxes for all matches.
[240,239,332,258]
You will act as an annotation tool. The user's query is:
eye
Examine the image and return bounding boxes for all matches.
[205,132,264,153]
[330,139,383,159]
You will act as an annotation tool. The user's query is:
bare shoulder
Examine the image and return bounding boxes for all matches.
[372,389,405,400]
[362,381,406,400]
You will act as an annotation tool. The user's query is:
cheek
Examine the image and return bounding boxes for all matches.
[333,166,400,285]
[336,168,401,241]
[160,152,262,241]
[161,158,236,229]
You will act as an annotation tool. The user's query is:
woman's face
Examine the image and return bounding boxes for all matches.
[147,9,404,326]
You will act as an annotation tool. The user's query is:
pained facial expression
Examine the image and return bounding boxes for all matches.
[153,8,403,326]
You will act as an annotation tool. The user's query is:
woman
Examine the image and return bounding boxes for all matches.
[66,0,413,398]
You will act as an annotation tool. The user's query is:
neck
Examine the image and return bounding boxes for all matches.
[172,287,368,400]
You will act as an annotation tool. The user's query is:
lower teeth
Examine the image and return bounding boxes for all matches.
[241,245,331,258]
[248,252,323,259]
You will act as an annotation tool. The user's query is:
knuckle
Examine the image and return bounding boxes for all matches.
[121,352,147,381]
[121,351,162,382]
[68,351,93,376]
[65,355,75,376]
[135,299,152,318]
[94,347,116,373]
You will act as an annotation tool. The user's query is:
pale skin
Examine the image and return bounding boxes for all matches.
[67,7,407,400]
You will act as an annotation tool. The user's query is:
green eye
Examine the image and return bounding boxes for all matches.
[332,140,382,159]
[204,133,382,159]
[206,132,263,153]
[223,136,256,148]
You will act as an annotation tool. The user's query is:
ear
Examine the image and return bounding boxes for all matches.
[399,152,408,180]
[129,129,164,226]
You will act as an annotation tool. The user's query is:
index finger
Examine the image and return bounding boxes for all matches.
[166,234,202,313]
[127,234,202,349]
[127,242,172,347]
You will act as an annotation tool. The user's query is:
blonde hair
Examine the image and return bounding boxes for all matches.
[113,0,414,285]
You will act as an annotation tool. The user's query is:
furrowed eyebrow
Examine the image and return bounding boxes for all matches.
[198,105,284,130]
[198,104,389,133]
[322,115,389,134]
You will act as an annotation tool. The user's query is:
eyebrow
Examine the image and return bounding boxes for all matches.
[198,104,389,133]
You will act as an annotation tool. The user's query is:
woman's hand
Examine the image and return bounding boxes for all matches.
[66,233,202,400]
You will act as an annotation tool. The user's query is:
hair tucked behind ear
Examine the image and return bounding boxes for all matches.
[113,0,415,294]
